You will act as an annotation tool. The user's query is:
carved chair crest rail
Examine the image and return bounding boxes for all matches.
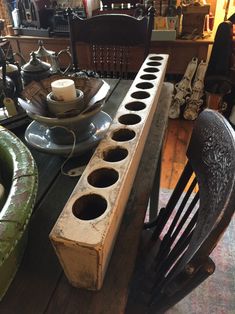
[67,7,155,78]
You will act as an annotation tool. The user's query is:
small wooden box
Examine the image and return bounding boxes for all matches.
[182,4,210,14]
[49,54,169,291]
[181,4,210,36]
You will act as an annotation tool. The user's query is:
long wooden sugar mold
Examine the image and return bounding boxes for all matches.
[50,54,169,290]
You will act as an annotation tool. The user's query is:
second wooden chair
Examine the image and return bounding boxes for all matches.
[126,109,235,313]
[67,8,155,78]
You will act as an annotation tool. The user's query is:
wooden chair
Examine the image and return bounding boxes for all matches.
[126,109,235,313]
[67,7,154,78]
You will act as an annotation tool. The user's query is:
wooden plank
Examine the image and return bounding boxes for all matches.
[175,121,191,164]
[170,161,185,190]
[49,54,168,290]
[161,119,194,189]
[161,119,179,188]
[45,83,171,314]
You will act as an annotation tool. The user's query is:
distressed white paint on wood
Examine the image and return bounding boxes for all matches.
[50,54,169,290]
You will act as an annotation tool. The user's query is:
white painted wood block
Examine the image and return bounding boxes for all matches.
[50,54,169,290]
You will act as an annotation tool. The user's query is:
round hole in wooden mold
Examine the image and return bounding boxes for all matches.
[87,168,119,188]
[149,56,163,61]
[146,61,161,67]
[118,114,141,125]
[103,146,128,162]
[140,74,157,80]
[72,194,107,220]
[131,91,150,99]
[125,101,146,111]
[111,128,136,141]
[143,67,160,73]
[135,82,154,90]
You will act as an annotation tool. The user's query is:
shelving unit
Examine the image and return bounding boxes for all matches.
[2,1,220,76]
[6,33,213,75]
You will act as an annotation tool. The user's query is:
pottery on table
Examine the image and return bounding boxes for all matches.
[25,111,112,156]
[0,125,38,301]
[27,96,105,145]
[23,79,110,147]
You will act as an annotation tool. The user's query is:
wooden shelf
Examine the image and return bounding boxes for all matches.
[150,37,213,75]
[6,34,213,75]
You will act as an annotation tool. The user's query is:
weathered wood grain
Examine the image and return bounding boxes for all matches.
[50,54,169,290]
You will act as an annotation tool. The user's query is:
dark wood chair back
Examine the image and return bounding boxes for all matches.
[67,8,154,78]
[126,109,235,313]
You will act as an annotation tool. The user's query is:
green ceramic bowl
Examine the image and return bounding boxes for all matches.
[0,126,38,301]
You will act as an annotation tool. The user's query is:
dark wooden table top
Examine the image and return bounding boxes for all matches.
[0,78,170,314]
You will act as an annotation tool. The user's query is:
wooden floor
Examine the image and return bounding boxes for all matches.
[160,118,194,189]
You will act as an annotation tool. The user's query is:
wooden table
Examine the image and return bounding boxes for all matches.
[0,78,170,314]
